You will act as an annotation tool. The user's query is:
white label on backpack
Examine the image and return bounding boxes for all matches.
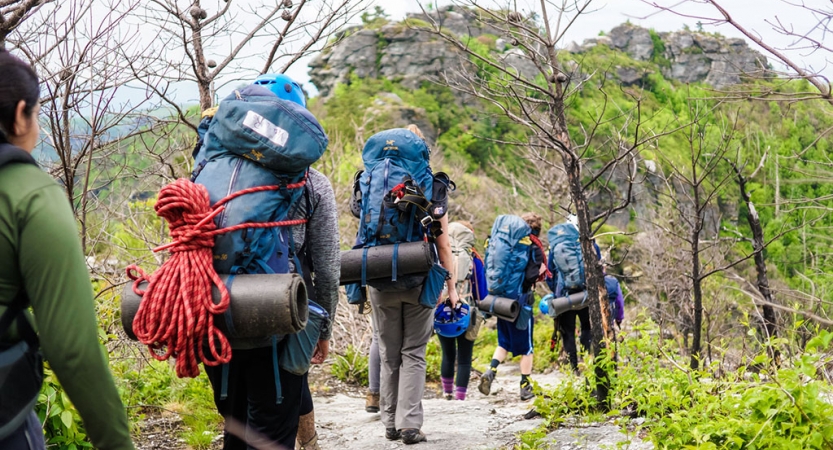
[243,110,289,147]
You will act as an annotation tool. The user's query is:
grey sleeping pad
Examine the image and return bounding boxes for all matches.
[339,241,433,285]
[478,295,520,322]
[121,273,308,340]
[544,291,588,317]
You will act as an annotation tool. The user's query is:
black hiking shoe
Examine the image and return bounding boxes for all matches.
[520,383,535,401]
[478,370,495,395]
[401,429,427,445]
[385,428,401,441]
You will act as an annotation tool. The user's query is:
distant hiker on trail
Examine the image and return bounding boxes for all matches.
[0,49,135,450]
[366,331,381,413]
[346,124,457,445]
[186,74,339,450]
[479,213,548,401]
[604,268,625,330]
[546,215,601,373]
[436,221,487,401]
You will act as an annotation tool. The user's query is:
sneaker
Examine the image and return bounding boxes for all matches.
[478,370,495,395]
[520,383,535,401]
[444,393,453,401]
[401,429,427,445]
[365,392,380,413]
[385,428,401,441]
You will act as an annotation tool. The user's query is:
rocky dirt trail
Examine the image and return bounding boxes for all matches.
[314,362,653,450]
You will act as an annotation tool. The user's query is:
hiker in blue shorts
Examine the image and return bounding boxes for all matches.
[479,213,548,401]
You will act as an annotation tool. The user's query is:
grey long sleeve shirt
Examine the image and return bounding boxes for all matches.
[289,167,340,340]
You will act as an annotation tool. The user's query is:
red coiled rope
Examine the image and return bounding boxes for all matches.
[126,177,307,378]
[529,234,552,282]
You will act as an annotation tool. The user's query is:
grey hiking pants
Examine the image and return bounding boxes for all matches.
[369,286,434,431]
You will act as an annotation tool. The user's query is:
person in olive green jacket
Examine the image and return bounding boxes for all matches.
[0,48,135,450]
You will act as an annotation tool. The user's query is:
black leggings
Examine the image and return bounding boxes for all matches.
[437,334,474,387]
[557,308,591,371]
[205,346,305,450]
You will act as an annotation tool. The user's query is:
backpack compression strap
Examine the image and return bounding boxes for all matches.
[386,179,443,238]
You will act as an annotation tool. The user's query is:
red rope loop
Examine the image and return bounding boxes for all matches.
[126,177,307,378]
[529,234,552,282]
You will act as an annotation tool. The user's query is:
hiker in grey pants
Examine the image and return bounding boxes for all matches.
[371,213,458,444]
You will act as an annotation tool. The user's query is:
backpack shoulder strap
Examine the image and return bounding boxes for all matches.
[0,144,37,170]
[0,290,37,348]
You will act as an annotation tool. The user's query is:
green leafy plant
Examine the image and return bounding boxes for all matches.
[331,344,369,386]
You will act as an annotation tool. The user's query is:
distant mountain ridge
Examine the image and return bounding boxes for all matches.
[309,7,768,97]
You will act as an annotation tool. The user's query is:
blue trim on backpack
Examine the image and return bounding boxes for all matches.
[220,363,230,400]
[361,247,369,287]
[272,335,283,404]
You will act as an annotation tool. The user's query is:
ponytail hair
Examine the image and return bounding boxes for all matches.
[0,48,39,144]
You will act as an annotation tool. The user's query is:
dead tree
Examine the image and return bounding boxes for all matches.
[0,0,52,48]
[417,1,689,407]
[136,0,365,124]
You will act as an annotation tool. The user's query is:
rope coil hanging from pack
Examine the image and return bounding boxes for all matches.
[126,177,307,378]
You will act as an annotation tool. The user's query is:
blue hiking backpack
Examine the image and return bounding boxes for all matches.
[548,223,585,292]
[484,215,533,299]
[191,85,328,275]
[355,129,438,247]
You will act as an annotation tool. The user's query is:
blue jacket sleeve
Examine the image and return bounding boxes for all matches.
[615,285,625,322]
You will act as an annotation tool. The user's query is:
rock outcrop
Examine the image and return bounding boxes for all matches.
[592,23,768,88]
[309,8,769,96]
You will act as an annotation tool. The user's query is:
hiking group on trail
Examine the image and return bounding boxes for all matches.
[0,52,625,450]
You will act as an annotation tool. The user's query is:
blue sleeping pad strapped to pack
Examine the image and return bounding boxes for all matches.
[356,128,435,248]
[548,223,585,292]
[193,85,328,275]
[484,215,532,300]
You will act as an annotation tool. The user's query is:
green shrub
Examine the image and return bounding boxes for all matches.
[331,344,369,386]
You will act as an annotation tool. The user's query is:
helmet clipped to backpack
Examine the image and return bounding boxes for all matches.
[254,73,307,107]
[434,301,471,338]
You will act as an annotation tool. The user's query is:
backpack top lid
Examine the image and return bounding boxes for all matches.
[448,222,476,254]
[361,128,429,169]
[203,85,328,175]
[547,221,579,250]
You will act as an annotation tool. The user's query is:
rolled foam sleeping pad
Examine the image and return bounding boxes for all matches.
[478,295,520,322]
[339,241,433,285]
[546,291,589,317]
[121,274,308,340]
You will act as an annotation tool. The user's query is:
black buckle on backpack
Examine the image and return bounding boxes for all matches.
[420,215,433,228]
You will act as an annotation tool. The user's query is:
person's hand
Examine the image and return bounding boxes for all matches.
[311,339,329,364]
[447,287,460,308]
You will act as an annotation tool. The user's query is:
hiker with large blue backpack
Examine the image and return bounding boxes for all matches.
[435,220,488,401]
[545,215,602,373]
[346,124,457,445]
[0,50,135,450]
[478,213,549,402]
[129,74,339,450]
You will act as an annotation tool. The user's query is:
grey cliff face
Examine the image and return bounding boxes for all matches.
[309,13,770,98]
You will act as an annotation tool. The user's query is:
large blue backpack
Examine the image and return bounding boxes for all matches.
[548,223,585,292]
[485,215,533,299]
[355,129,436,248]
[192,85,328,275]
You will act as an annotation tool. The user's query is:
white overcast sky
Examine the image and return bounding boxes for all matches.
[106,0,830,105]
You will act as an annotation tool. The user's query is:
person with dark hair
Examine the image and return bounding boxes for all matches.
[0,49,135,449]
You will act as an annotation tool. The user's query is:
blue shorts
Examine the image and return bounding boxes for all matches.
[497,316,534,357]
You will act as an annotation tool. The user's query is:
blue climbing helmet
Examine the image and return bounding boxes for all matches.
[434,301,471,338]
[253,73,306,107]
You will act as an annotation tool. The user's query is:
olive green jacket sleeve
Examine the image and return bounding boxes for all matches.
[0,163,134,450]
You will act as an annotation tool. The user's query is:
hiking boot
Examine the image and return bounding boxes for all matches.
[385,427,401,441]
[366,392,380,413]
[401,429,427,445]
[520,383,535,401]
[444,393,453,401]
[478,370,495,395]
